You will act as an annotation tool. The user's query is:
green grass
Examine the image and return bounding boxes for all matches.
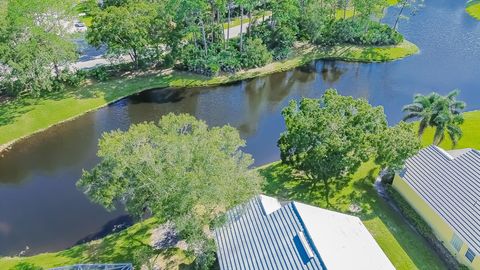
[80,16,93,27]
[0,40,418,152]
[259,161,447,270]
[0,218,193,270]
[419,110,480,149]
[466,0,480,20]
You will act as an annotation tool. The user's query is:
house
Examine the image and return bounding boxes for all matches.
[214,195,395,270]
[393,145,480,269]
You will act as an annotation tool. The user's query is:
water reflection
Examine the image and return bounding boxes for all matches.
[1,0,480,256]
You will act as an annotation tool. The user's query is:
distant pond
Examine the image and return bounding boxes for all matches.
[1,0,479,256]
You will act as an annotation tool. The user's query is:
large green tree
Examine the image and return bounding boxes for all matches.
[403,89,466,146]
[86,0,160,68]
[278,89,387,205]
[0,0,78,96]
[374,121,421,182]
[77,113,262,269]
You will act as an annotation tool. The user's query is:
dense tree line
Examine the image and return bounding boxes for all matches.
[0,0,407,97]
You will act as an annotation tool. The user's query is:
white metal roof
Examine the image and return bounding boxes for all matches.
[294,202,395,270]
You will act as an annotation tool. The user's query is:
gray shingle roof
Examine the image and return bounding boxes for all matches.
[401,146,480,254]
[214,196,326,270]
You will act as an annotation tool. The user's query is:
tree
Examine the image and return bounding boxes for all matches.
[375,121,421,183]
[403,89,466,146]
[77,113,262,269]
[0,0,78,96]
[430,90,465,146]
[86,0,159,68]
[278,89,387,205]
[402,92,442,137]
[393,0,423,30]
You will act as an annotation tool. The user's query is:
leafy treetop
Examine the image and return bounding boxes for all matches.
[77,113,262,269]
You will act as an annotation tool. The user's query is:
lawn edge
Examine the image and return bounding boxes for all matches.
[0,40,419,154]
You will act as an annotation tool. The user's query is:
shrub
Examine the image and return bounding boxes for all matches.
[56,70,86,87]
[87,66,110,81]
[313,18,403,46]
[178,42,244,76]
[251,23,296,60]
[387,186,434,237]
[241,38,272,68]
[178,44,217,76]
[9,262,43,270]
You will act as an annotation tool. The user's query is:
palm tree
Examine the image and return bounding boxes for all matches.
[402,89,466,147]
[402,92,441,137]
[430,89,465,146]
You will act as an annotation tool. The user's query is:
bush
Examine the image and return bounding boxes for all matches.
[9,262,43,270]
[87,66,110,81]
[178,42,244,76]
[387,186,434,236]
[313,18,403,46]
[241,38,272,68]
[251,23,296,60]
[56,70,86,87]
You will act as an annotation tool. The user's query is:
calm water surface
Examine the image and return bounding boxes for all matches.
[1,0,479,255]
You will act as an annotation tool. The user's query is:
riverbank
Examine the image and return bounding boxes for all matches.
[0,160,444,270]
[466,0,480,20]
[4,111,478,270]
[0,40,418,154]
[0,219,194,269]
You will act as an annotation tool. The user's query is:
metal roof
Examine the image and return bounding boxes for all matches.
[215,196,326,270]
[401,145,480,254]
[214,195,395,270]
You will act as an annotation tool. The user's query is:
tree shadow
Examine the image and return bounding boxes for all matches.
[259,162,326,205]
[0,98,35,126]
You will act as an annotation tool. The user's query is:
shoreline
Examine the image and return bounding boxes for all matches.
[0,40,419,155]
[466,0,480,20]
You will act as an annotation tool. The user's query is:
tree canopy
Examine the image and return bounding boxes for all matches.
[278,89,420,203]
[77,113,262,269]
[0,0,78,96]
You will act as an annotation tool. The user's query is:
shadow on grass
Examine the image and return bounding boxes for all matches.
[260,162,325,205]
[259,162,447,270]
[0,90,74,127]
[57,221,152,266]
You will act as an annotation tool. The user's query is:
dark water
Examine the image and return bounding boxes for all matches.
[1,0,479,256]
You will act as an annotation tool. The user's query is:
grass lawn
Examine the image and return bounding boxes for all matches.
[0,219,193,270]
[259,161,447,270]
[419,110,480,149]
[0,40,418,152]
[466,0,480,20]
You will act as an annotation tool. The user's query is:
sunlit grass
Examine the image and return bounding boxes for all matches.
[466,0,480,20]
[259,161,447,270]
[0,219,193,270]
[419,110,480,149]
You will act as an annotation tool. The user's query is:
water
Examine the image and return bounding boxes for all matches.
[1,0,479,256]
